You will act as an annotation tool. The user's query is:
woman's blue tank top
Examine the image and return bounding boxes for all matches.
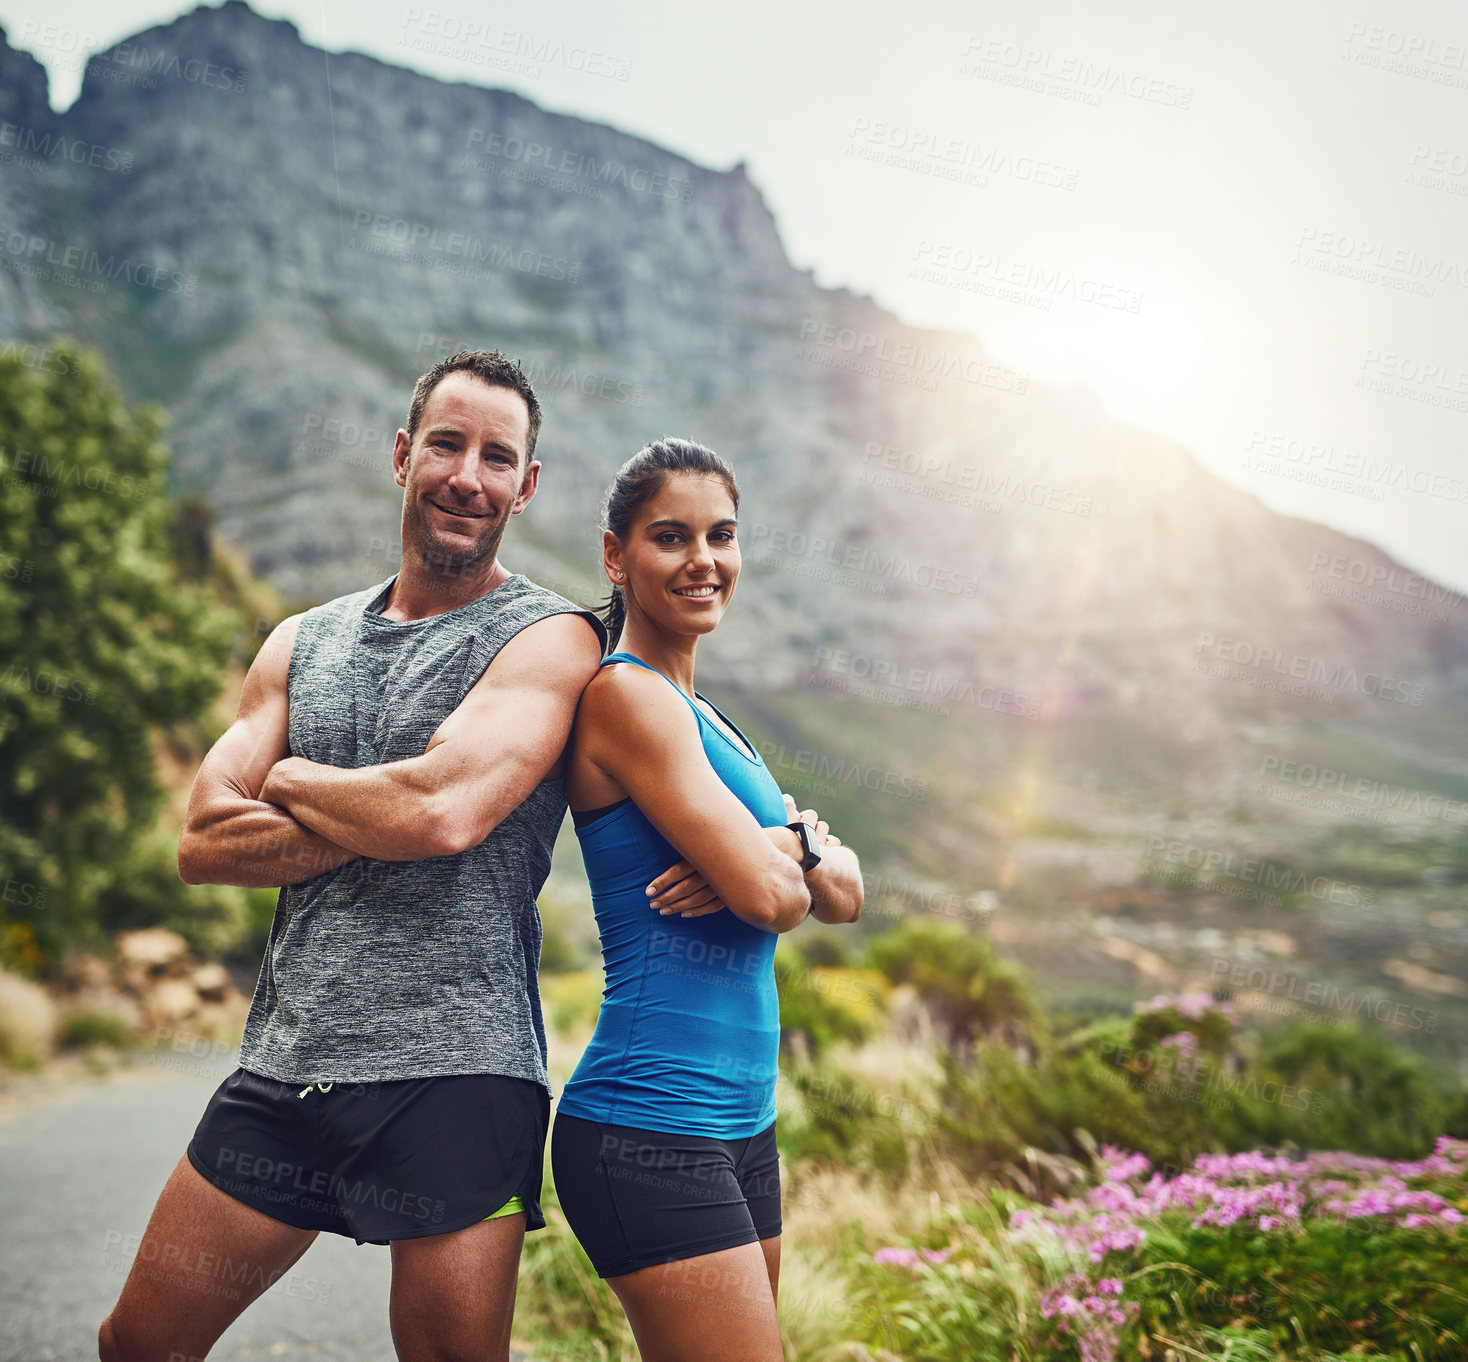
[556,652,789,1138]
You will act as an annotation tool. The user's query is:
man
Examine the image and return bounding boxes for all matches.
[100,351,607,1362]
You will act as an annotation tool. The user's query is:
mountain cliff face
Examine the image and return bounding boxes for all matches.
[4,1,1466,717]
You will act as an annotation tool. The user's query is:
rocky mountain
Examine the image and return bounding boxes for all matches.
[3,1,1466,720]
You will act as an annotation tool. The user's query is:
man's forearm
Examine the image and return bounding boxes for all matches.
[179,802,359,887]
[262,755,463,860]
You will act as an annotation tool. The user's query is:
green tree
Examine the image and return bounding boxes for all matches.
[0,341,240,967]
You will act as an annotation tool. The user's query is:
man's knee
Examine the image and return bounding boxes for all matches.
[98,1312,201,1362]
[97,1315,130,1362]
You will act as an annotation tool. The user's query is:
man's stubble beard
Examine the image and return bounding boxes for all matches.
[401,487,514,579]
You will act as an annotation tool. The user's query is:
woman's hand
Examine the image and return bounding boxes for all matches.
[647,859,726,918]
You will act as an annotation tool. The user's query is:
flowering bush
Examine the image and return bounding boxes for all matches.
[1007,1137,1468,1359]
[1039,1274,1135,1362]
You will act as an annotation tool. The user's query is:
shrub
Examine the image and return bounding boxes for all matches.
[777,939,887,1057]
[866,920,1044,1051]
[0,968,57,1068]
[58,1007,135,1050]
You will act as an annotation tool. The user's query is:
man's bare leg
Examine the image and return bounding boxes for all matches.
[98,1156,318,1361]
[387,1211,527,1362]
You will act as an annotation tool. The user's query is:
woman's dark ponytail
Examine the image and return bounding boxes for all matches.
[600,585,628,652]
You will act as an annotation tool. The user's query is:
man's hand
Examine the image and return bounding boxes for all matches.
[647,860,726,918]
[258,758,303,810]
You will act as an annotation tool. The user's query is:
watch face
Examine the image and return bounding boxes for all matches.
[791,821,820,869]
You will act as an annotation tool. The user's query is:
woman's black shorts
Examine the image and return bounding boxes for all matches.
[550,1111,781,1278]
[187,1067,548,1245]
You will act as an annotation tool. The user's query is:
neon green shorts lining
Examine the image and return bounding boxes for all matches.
[483,1195,525,1221]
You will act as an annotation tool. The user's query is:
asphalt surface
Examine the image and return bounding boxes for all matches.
[0,1062,413,1361]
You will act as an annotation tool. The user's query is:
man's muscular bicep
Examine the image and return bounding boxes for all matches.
[410,612,603,846]
[178,614,358,887]
[192,616,301,808]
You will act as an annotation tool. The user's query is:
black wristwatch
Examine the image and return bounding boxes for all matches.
[787,820,823,873]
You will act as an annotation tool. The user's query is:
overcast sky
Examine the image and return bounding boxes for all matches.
[6,0,1467,591]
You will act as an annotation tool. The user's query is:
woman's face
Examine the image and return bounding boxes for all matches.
[608,472,740,639]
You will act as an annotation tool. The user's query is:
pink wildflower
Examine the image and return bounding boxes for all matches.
[874,1247,919,1267]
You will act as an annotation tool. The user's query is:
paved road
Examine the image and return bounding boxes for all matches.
[0,1063,409,1361]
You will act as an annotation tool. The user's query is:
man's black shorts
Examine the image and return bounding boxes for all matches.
[187,1067,549,1245]
[550,1112,781,1278]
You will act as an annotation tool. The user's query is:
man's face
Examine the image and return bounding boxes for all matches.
[392,372,539,575]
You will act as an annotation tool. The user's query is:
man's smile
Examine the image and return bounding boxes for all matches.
[430,499,488,522]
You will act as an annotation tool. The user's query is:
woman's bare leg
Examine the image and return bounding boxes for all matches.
[607,1240,783,1362]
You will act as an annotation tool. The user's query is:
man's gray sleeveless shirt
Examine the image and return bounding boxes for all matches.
[238,574,604,1089]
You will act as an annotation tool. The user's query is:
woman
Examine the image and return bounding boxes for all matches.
[550,438,863,1362]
